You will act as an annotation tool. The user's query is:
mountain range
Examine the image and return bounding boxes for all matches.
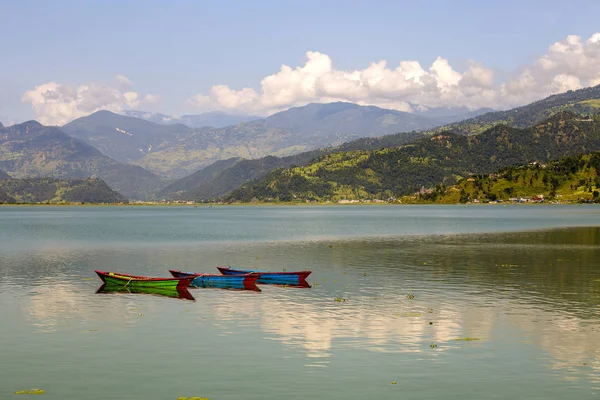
[225,112,600,202]
[166,85,600,201]
[62,102,490,178]
[125,110,261,128]
[0,121,164,199]
[3,84,600,203]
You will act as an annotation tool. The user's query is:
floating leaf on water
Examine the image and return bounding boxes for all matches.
[399,312,422,317]
[14,388,44,395]
[454,337,480,341]
[406,294,415,300]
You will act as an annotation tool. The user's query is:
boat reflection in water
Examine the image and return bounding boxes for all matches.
[96,283,196,301]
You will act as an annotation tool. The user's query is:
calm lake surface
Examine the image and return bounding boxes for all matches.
[1,205,599,399]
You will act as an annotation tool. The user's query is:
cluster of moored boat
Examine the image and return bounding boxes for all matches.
[94,267,312,300]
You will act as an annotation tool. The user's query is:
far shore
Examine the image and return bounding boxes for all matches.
[1,200,597,207]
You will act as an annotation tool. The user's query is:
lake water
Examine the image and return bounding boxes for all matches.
[1,205,599,399]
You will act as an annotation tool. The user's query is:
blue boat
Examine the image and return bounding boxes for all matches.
[168,269,261,291]
[217,266,312,286]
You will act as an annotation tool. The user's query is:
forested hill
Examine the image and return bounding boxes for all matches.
[0,178,128,204]
[414,151,600,204]
[437,84,600,135]
[225,112,600,202]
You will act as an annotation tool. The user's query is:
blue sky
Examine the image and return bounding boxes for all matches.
[2,0,600,124]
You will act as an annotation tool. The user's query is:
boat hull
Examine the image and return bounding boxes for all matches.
[95,270,193,289]
[217,266,311,285]
[168,270,261,291]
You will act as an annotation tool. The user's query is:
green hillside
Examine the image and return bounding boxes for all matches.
[0,178,128,204]
[171,131,427,201]
[436,85,600,135]
[225,112,600,202]
[0,122,165,200]
[413,152,600,204]
[157,156,241,198]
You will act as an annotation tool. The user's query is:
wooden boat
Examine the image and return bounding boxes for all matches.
[96,283,195,301]
[217,266,312,285]
[94,270,194,289]
[168,269,261,291]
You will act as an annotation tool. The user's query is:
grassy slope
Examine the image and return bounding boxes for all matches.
[412,152,600,203]
[225,112,600,202]
[0,178,128,204]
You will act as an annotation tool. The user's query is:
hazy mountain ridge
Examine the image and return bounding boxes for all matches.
[166,130,426,201]
[125,110,261,128]
[65,102,465,178]
[225,112,600,202]
[0,121,165,200]
[62,110,193,164]
[157,157,241,197]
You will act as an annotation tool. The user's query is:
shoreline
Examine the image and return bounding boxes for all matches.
[0,201,597,207]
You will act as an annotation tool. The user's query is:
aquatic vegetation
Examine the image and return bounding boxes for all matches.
[14,388,45,394]
[399,312,422,317]
[178,397,209,400]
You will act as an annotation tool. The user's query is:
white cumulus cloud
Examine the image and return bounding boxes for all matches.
[114,75,133,90]
[143,94,161,105]
[21,75,159,125]
[188,32,600,115]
